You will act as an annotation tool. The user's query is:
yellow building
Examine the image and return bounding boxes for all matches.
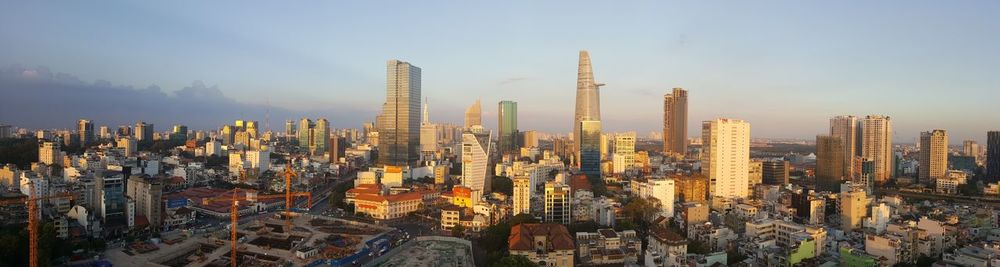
[352,191,422,220]
[452,186,474,208]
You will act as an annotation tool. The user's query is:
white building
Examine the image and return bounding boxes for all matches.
[612,131,636,174]
[461,129,492,203]
[936,170,967,195]
[865,202,892,234]
[701,119,750,199]
[39,141,62,165]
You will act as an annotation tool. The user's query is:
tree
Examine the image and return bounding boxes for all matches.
[452,224,466,238]
[492,255,539,267]
[491,176,514,196]
[688,240,710,254]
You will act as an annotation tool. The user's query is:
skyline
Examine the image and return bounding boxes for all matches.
[2,1,999,142]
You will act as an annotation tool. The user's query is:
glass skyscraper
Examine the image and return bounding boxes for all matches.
[377,60,421,167]
[579,120,602,178]
[498,100,518,154]
[573,50,603,177]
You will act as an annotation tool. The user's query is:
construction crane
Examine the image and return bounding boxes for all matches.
[281,164,312,217]
[202,189,311,267]
[0,182,74,267]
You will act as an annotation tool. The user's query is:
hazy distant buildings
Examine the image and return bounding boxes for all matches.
[663,87,688,157]
[464,99,481,128]
[419,98,437,158]
[861,115,893,183]
[830,116,858,180]
[919,129,948,185]
[573,50,603,174]
[521,130,538,148]
[296,118,330,156]
[816,135,846,192]
[498,100,519,155]
[702,118,751,199]
[377,59,421,167]
[988,131,1000,182]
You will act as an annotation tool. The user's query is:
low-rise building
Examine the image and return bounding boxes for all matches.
[509,223,575,267]
[576,229,641,266]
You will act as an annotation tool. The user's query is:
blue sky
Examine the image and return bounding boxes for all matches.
[1,1,998,142]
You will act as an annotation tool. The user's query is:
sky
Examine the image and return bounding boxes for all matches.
[1,1,998,143]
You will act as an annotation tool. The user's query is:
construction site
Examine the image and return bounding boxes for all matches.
[105,214,394,267]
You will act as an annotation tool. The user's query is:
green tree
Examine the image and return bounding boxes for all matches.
[492,255,539,267]
[491,176,514,196]
[452,224,466,237]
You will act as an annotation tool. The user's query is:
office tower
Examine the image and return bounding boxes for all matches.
[77,119,94,146]
[498,100,519,154]
[464,99,482,128]
[701,118,751,199]
[919,129,948,184]
[748,160,763,190]
[135,121,153,142]
[762,159,790,185]
[98,126,109,140]
[171,124,188,141]
[245,120,259,138]
[126,175,162,230]
[830,116,858,180]
[521,130,539,148]
[117,137,137,157]
[544,181,572,224]
[612,131,636,174]
[285,120,295,140]
[816,135,846,192]
[513,175,530,215]
[96,172,125,221]
[377,59,421,167]
[38,141,61,165]
[674,174,708,204]
[312,118,330,153]
[329,137,345,163]
[420,98,437,156]
[298,118,313,149]
[663,87,688,157]
[988,131,1000,182]
[578,121,602,178]
[840,186,868,232]
[860,115,893,183]
[220,125,235,145]
[964,140,981,162]
[461,130,492,204]
[573,50,603,169]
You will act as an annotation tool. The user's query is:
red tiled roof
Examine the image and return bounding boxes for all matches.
[569,174,592,192]
[508,223,575,251]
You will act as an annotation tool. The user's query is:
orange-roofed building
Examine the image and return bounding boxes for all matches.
[508,223,575,267]
[352,191,422,220]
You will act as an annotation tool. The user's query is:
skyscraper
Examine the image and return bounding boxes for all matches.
[578,120,602,178]
[964,140,982,162]
[701,118,750,199]
[135,121,153,143]
[464,99,482,128]
[663,88,688,157]
[987,131,1000,182]
[461,129,492,204]
[285,120,295,140]
[860,115,893,183]
[498,100,519,154]
[297,118,313,149]
[312,118,330,153]
[77,119,94,146]
[816,135,846,192]
[830,116,858,180]
[376,59,421,167]
[919,129,948,185]
[574,50,603,173]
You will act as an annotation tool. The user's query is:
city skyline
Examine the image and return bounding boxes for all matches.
[2,1,999,143]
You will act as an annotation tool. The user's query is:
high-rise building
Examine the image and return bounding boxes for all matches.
[964,140,982,163]
[840,186,868,232]
[420,98,437,157]
[127,175,162,230]
[544,181,572,224]
[761,159,790,185]
[461,129,492,203]
[830,116,858,180]
[378,59,421,167]
[663,88,688,157]
[498,100,519,154]
[674,174,708,204]
[98,125,110,140]
[77,119,94,146]
[612,131,636,174]
[221,125,235,145]
[987,131,1000,182]
[38,141,61,165]
[860,115,893,183]
[117,137,136,157]
[297,118,313,149]
[701,118,750,199]
[573,50,603,169]
[521,130,539,148]
[513,175,530,216]
[919,129,948,184]
[816,135,846,192]
[171,124,188,141]
[135,121,153,142]
[464,99,481,129]
[312,118,330,153]
[285,120,296,140]
[329,137,345,163]
[578,120,602,178]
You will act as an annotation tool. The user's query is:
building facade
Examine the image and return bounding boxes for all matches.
[919,129,948,185]
[701,118,751,199]
[663,87,688,158]
[377,59,421,167]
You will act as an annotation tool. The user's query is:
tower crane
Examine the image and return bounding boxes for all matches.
[0,182,74,267]
[201,189,311,267]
